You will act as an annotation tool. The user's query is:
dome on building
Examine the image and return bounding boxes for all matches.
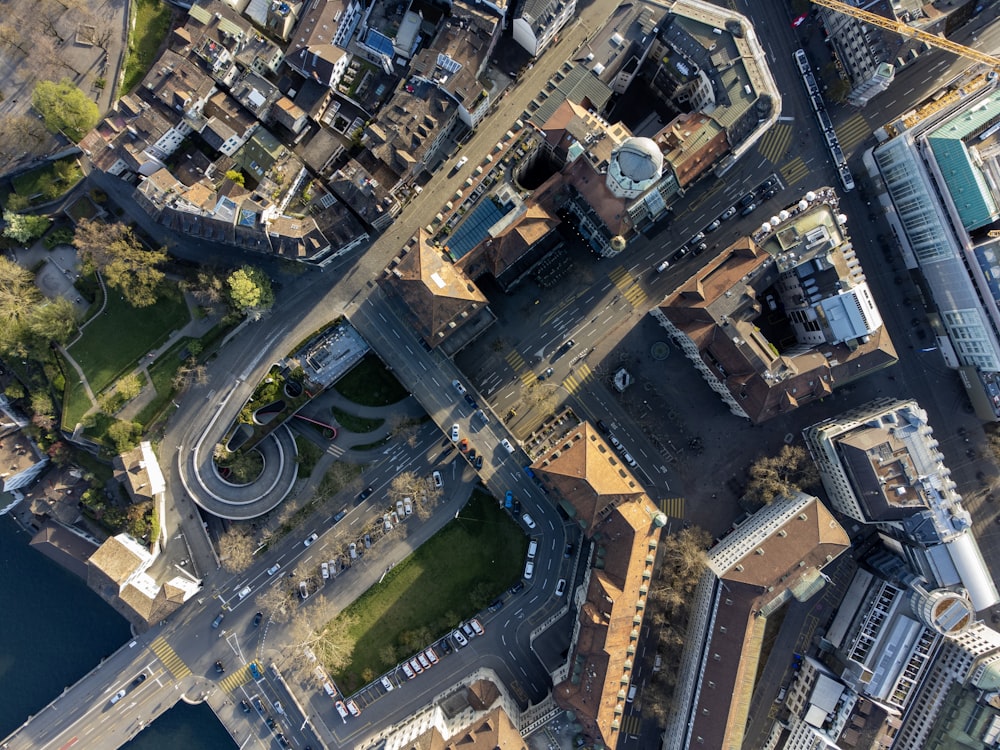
[611,235,627,252]
[606,137,664,199]
[911,587,975,635]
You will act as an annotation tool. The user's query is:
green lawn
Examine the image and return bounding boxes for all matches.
[331,490,526,690]
[333,353,408,406]
[121,0,174,96]
[69,283,189,396]
[331,405,384,433]
[61,365,96,430]
[10,158,83,206]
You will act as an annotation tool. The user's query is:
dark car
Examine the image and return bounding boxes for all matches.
[474,454,484,470]
[464,393,478,409]
[277,734,290,748]
[131,673,147,687]
[509,581,525,595]
[253,697,264,713]
[266,716,276,729]
[739,192,755,208]
[240,699,251,714]
[740,202,757,217]
[595,419,609,434]
[211,612,225,629]
[513,499,522,515]
[488,598,504,612]
[253,611,263,627]
[565,543,574,558]
[359,486,374,502]
[438,638,453,655]
[215,660,225,674]
[671,247,689,262]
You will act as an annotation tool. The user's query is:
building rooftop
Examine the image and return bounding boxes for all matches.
[113,441,166,504]
[0,427,46,493]
[139,50,217,114]
[527,62,614,129]
[410,3,497,108]
[366,83,457,179]
[655,111,727,187]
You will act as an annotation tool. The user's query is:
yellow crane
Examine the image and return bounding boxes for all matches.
[810,0,1000,69]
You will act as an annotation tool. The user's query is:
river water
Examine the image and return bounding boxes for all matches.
[0,516,234,748]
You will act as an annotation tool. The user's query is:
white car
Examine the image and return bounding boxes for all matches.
[555,578,567,597]
[237,586,251,600]
[454,155,468,171]
[500,438,515,454]
[383,513,393,531]
[524,560,534,579]
[396,500,405,518]
[432,470,443,488]
[450,424,460,442]
[381,675,394,691]
[299,582,309,600]
[403,497,413,516]
[321,562,330,580]
[417,653,431,670]
[410,658,423,674]
[721,206,737,220]
[335,700,349,719]
[522,513,536,529]
[267,563,281,576]
[425,647,439,664]
[109,689,126,706]
[347,700,361,717]
[469,619,484,636]
[453,629,468,647]
[401,662,415,679]
[304,533,318,547]
[452,379,467,396]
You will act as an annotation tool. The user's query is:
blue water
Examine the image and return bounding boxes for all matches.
[0,516,234,748]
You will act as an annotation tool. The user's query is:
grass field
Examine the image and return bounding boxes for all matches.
[69,283,189,396]
[331,405,384,433]
[121,0,174,96]
[10,159,83,206]
[331,490,525,690]
[334,353,408,406]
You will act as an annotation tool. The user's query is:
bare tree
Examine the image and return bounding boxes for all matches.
[744,444,819,505]
[256,583,295,624]
[387,471,442,520]
[287,605,357,673]
[0,23,29,56]
[219,527,256,573]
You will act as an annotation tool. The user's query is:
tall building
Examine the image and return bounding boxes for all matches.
[512,0,576,57]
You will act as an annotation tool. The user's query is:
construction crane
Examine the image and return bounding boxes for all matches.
[810,0,1000,69]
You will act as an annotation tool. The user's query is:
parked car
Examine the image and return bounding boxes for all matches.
[383,513,393,532]
[438,637,453,655]
[595,420,609,434]
[522,513,536,529]
[721,206,737,220]
[524,561,534,579]
[321,562,330,579]
[462,622,476,639]
[453,629,469,647]
[505,490,513,509]
[450,424,460,442]
[464,393,478,409]
[347,700,361,717]
[452,379,467,396]
[215,660,225,674]
[513,499,521,515]
[539,367,554,381]
[304,533,318,547]
[253,611,263,627]
[403,497,413,515]
[425,647,439,665]
[349,542,358,559]
[688,232,705,245]
[336,701,350,719]
[705,219,721,232]
[410,658,423,674]
[131,673,146,687]
[740,202,757,216]
[564,543,574,558]
[381,675,394,691]
[459,438,470,453]
[266,563,281,576]
[500,438,516,454]
[396,500,405,517]
[240,699,251,713]
[474,454,484,469]
[509,581,525,595]
[469,619,484,636]
[454,155,468,171]
[364,533,372,549]
[401,663,415,680]
[299,582,309,600]
[432,470,443,488]
[417,653,431,670]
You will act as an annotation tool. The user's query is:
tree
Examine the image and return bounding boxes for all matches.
[0,257,41,355]
[387,471,442,520]
[115,373,144,401]
[224,169,245,187]
[226,266,274,313]
[26,296,77,345]
[3,210,51,243]
[31,79,98,141]
[73,219,167,308]
[288,609,357,673]
[107,420,142,452]
[744,444,819,505]
[256,584,294,624]
[219,527,256,573]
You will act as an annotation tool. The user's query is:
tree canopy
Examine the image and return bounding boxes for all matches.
[2,210,51,244]
[31,79,99,142]
[744,444,819,505]
[0,258,78,356]
[227,266,274,313]
[73,219,167,308]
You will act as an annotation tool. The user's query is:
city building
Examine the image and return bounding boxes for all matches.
[284,0,363,88]
[653,188,897,423]
[198,91,259,155]
[328,160,400,232]
[573,1,660,95]
[531,422,664,748]
[871,80,1000,420]
[380,228,494,352]
[665,492,851,750]
[512,0,576,57]
[0,399,47,497]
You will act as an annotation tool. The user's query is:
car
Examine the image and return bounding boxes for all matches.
[596,419,609,434]
[623,452,638,468]
[453,629,469,647]
[383,513,393,532]
[249,662,262,680]
[131,673,146,687]
[475,408,490,423]
[336,701,350,719]
[359,486,374,502]
[627,684,637,703]
[241,699,252,713]
[401,662,415,679]
[656,260,670,273]
[211,613,225,629]
[539,367,554,381]
[693,242,707,255]
[403,497,413,515]
[721,206,737,220]
[349,542,358,559]
[253,611,263,627]
[739,192,755,208]
[450,424,460,442]
[565,543,574,558]
[688,232,705,245]
[653,654,662,673]
[488,598,504,613]
[522,513,536,529]
[109,688,127,706]
[762,176,777,190]
[410,658,423,674]
[775,685,788,703]
[252,696,264,713]
[513,499,521,515]
[304,533,318,547]
[469,447,477,460]
[432,470,443,488]
[396,499,405,517]
[555,578,567,597]
[237,586,251,600]
[425,647,439,664]
[299,581,309,600]
[740,202,757,216]
[333,508,347,524]
[454,155,468,171]
[464,393,478,409]
[474,454,484,469]
[555,339,576,356]
[524,560,535,579]
[266,563,281,576]
[381,675,394,691]
[609,435,622,449]
[462,622,476,639]
[277,733,290,748]
[364,533,372,549]
[459,438,469,453]
[765,293,778,312]
[469,619,484,636]
[321,562,330,579]
[705,219,721,232]
[500,438,516,454]
[504,490,513,509]
[347,700,361,717]
[452,379,467,396]
[417,653,431,670]
[438,637,453,655]
[509,581,525,595]
[215,660,225,674]
[323,680,336,697]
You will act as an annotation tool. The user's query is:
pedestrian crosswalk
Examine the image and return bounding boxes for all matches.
[325,442,345,458]
[757,123,792,164]
[659,496,685,518]
[608,266,646,306]
[836,113,871,153]
[780,156,810,186]
[561,364,593,394]
[218,664,252,693]
[150,636,191,680]
[505,350,526,370]
[620,713,641,736]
